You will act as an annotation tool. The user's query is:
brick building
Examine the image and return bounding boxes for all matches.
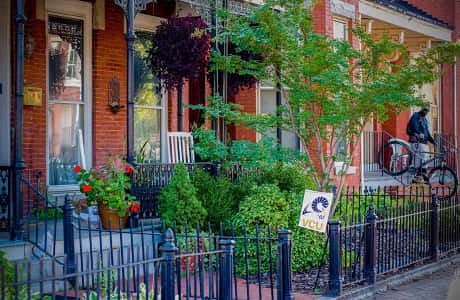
[0,0,458,237]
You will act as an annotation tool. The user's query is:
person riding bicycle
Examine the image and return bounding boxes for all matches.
[406,107,435,178]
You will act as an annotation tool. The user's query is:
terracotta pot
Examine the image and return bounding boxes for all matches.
[98,203,129,230]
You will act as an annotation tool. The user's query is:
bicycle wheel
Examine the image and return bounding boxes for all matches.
[379,140,412,176]
[428,166,458,199]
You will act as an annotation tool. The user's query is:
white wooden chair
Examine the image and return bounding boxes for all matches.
[167,132,195,164]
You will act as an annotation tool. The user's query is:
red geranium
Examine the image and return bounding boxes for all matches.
[125,165,134,175]
[73,165,82,173]
[130,203,141,214]
[81,184,92,193]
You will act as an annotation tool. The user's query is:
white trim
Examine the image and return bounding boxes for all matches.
[46,0,92,192]
[360,0,452,42]
[0,0,11,166]
[455,59,458,176]
[255,82,262,142]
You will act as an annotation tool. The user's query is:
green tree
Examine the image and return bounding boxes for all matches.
[194,0,460,210]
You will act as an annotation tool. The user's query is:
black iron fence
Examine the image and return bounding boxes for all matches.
[0,166,12,234]
[10,193,294,299]
[327,186,460,296]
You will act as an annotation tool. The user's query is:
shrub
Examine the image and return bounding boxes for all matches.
[158,163,207,228]
[191,170,237,229]
[259,162,316,193]
[233,184,289,230]
[233,184,288,275]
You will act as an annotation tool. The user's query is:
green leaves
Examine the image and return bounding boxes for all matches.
[196,0,460,192]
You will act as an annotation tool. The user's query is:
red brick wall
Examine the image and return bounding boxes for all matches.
[231,87,257,143]
[22,0,47,175]
[92,0,127,166]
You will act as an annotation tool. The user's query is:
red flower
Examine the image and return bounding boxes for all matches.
[73,165,82,173]
[125,165,134,174]
[130,203,141,214]
[81,184,92,193]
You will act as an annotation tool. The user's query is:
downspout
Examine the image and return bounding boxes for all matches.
[126,0,135,163]
[13,0,25,240]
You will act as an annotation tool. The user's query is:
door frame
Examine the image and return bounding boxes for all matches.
[46,0,92,192]
[0,0,11,166]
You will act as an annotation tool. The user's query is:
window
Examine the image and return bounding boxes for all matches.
[333,18,348,41]
[46,0,92,189]
[258,85,299,149]
[134,32,164,163]
[47,16,88,186]
[333,18,349,162]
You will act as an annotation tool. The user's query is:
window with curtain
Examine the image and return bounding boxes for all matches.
[47,16,85,185]
[134,32,163,163]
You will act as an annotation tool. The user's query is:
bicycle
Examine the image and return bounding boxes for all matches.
[379,137,458,199]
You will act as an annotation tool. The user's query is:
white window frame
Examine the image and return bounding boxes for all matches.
[134,14,169,163]
[46,0,92,193]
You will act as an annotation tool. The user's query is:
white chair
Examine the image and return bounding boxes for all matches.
[167,132,195,164]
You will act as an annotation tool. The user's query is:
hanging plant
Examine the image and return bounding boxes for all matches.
[148,16,211,90]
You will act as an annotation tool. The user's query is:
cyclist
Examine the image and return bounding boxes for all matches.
[406,106,435,178]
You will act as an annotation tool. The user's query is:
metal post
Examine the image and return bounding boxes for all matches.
[276,83,282,145]
[218,239,234,300]
[63,195,76,278]
[13,0,26,241]
[365,204,377,284]
[277,229,293,300]
[430,194,440,262]
[126,0,136,163]
[178,84,183,131]
[211,161,220,177]
[160,228,178,300]
[327,220,342,297]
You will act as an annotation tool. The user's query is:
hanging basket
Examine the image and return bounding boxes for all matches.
[148,16,211,90]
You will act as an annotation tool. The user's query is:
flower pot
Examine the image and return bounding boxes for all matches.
[97,203,129,230]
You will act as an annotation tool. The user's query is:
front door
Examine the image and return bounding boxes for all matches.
[0,0,11,166]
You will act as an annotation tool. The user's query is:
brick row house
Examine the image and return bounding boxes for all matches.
[0,0,459,240]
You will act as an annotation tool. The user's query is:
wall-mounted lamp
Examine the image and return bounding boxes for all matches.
[108,77,123,113]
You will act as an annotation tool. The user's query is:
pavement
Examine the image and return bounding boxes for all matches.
[369,262,460,300]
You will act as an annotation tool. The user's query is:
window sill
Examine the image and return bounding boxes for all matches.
[334,162,357,175]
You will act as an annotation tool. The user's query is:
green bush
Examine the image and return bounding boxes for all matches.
[234,184,289,230]
[260,162,316,194]
[158,163,207,228]
[191,170,237,230]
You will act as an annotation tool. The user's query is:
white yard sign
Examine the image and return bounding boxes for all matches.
[298,190,333,233]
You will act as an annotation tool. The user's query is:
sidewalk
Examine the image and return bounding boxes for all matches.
[369,262,459,300]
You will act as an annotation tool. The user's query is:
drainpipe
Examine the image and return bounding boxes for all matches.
[13,0,25,240]
[126,0,135,163]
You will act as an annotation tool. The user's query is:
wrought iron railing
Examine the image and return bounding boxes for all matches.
[0,166,12,234]
[327,186,460,296]
[131,162,260,218]
[362,130,394,175]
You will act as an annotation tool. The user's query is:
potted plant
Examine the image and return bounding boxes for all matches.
[74,156,139,230]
